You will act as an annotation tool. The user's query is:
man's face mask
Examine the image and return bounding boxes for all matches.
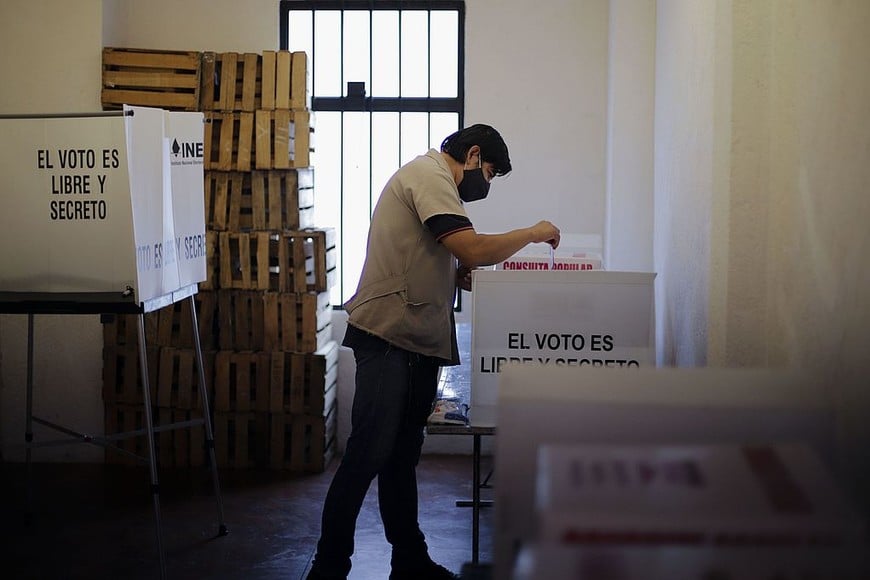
[458,156,490,203]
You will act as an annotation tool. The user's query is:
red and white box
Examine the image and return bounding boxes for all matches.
[534,444,866,549]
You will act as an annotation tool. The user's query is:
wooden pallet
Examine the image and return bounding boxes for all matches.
[217,290,265,351]
[150,292,218,349]
[214,290,330,352]
[270,341,339,415]
[154,408,206,468]
[213,351,273,413]
[213,412,270,469]
[201,232,220,290]
[102,47,201,111]
[254,109,312,169]
[104,404,147,466]
[218,231,323,292]
[156,347,215,410]
[262,291,332,353]
[101,346,159,406]
[102,311,156,348]
[249,168,315,230]
[204,171,246,231]
[294,228,337,292]
[204,110,312,171]
[200,52,260,111]
[261,50,309,110]
[204,169,314,232]
[269,402,338,472]
[204,112,254,171]
[218,231,279,291]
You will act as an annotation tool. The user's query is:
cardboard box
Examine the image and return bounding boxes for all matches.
[535,444,866,548]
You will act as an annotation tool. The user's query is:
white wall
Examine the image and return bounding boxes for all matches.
[102,0,277,52]
[605,0,655,273]
[464,0,610,246]
[654,0,870,509]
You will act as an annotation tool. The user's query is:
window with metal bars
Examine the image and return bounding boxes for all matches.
[279,1,465,307]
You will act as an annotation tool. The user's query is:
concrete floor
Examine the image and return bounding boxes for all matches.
[0,452,494,579]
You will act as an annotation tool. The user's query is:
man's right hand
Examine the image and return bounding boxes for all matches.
[530,221,561,249]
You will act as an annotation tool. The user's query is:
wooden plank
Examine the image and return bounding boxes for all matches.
[218,52,239,111]
[174,409,191,467]
[225,172,248,231]
[204,171,229,230]
[240,52,259,111]
[158,408,173,468]
[103,47,200,70]
[101,47,201,111]
[237,112,254,171]
[217,112,235,171]
[200,52,218,111]
[261,50,277,110]
[273,110,291,170]
[290,51,309,110]
[103,70,199,89]
[255,232,273,290]
[275,51,292,109]
[255,110,272,170]
[290,110,311,168]
[201,231,219,290]
[101,89,197,110]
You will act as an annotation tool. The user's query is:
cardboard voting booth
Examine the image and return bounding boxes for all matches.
[0,108,224,578]
[0,106,206,309]
[470,270,656,412]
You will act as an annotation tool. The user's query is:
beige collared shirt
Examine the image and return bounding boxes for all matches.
[343,149,467,364]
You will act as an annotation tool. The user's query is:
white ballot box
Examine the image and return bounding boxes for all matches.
[492,364,836,579]
[535,443,865,548]
[0,106,206,310]
[511,544,870,580]
[470,270,655,412]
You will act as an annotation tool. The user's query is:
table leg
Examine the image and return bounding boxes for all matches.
[25,314,34,511]
[472,433,480,564]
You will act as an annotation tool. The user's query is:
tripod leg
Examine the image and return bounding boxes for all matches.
[137,313,167,579]
[188,294,228,536]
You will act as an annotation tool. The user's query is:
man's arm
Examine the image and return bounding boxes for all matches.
[440,221,560,268]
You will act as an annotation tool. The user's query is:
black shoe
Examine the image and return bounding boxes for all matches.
[389,560,459,580]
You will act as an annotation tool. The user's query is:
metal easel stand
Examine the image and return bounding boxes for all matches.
[4,289,227,580]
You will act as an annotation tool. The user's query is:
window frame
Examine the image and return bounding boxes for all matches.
[279,0,467,309]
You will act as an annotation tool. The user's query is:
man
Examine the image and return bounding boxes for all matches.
[307,124,560,580]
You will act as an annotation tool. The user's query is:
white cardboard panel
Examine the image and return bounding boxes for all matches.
[470,270,656,408]
[0,107,205,306]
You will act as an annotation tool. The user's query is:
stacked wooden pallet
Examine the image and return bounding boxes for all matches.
[100,47,338,473]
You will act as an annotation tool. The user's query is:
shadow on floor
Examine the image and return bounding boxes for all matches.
[0,453,493,580]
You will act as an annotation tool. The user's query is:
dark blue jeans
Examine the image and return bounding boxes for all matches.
[310,328,440,578]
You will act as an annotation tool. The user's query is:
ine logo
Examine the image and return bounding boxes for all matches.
[171,138,204,159]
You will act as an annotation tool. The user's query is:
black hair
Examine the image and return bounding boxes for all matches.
[440,124,512,177]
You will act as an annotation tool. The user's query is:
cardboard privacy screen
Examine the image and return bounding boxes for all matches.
[0,106,206,309]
